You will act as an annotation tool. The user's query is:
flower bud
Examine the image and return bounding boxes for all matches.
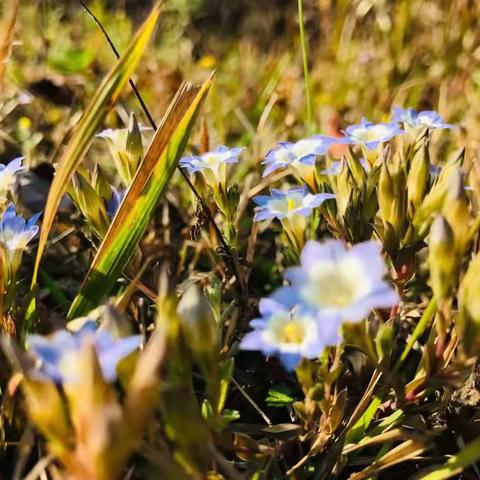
[178,284,219,361]
[378,159,394,224]
[346,149,367,186]
[442,168,470,255]
[407,139,430,211]
[428,215,457,301]
[126,113,144,163]
[458,253,480,355]
[70,172,109,238]
[469,161,480,214]
[336,159,354,217]
[378,155,406,238]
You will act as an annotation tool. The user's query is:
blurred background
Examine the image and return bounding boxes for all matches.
[2,0,479,171]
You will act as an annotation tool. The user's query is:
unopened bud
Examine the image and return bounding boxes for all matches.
[442,168,470,255]
[336,159,354,217]
[407,139,430,210]
[458,253,480,355]
[178,285,219,359]
[126,113,144,160]
[469,161,480,214]
[456,255,480,354]
[428,215,457,301]
[346,150,366,186]
[70,173,109,238]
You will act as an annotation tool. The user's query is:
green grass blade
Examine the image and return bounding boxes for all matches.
[416,435,480,480]
[67,77,213,319]
[31,1,162,287]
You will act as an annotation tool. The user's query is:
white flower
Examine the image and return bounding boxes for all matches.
[277,240,399,322]
[180,146,244,187]
[240,299,340,370]
[0,157,25,200]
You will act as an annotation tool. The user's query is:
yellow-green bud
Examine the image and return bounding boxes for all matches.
[378,159,394,225]
[177,284,219,359]
[346,149,367,186]
[126,113,144,161]
[336,158,354,217]
[442,168,470,255]
[70,173,109,238]
[469,161,480,214]
[407,139,430,211]
[458,253,480,355]
[428,215,457,301]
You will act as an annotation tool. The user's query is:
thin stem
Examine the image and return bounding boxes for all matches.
[79,1,247,302]
[297,0,313,136]
[231,377,272,426]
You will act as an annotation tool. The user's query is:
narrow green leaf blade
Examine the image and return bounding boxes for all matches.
[67,77,213,319]
[31,1,162,286]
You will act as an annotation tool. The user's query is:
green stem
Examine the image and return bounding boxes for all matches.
[297,0,313,135]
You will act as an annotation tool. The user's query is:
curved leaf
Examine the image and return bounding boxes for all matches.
[67,76,213,319]
[31,1,162,286]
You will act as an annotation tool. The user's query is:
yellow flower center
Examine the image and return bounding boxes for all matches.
[280,321,305,344]
[287,197,298,211]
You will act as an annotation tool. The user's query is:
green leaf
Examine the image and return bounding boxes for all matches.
[415,435,480,480]
[67,76,213,319]
[265,386,294,407]
[31,1,162,287]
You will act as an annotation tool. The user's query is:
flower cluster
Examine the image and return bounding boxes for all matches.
[27,320,142,384]
[241,239,399,369]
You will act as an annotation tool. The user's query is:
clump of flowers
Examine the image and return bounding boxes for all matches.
[241,239,399,369]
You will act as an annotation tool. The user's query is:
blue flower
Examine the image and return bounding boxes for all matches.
[0,204,40,252]
[240,298,340,370]
[106,187,126,218]
[262,136,338,178]
[0,157,25,200]
[180,146,244,187]
[0,204,40,277]
[343,117,404,150]
[27,320,142,384]
[253,187,335,222]
[275,240,399,323]
[391,107,453,130]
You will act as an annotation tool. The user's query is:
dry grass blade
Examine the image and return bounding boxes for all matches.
[31,1,162,287]
[348,439,427,480]
[0,0,18,96]
[67,76,213,319]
